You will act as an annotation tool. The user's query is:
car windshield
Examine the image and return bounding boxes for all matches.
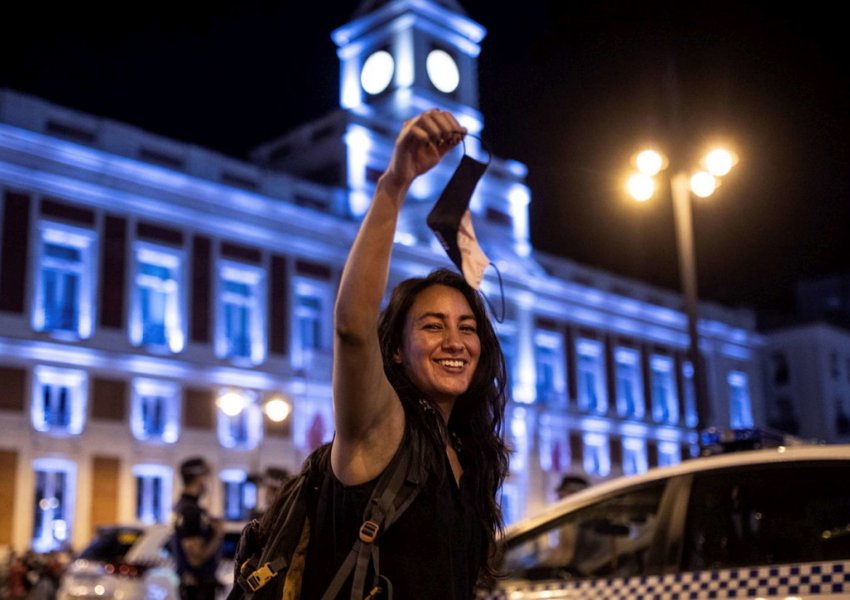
[503,481,666,581]
[78,527,145,561]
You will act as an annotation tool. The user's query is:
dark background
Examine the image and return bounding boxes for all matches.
[3,1,848,316]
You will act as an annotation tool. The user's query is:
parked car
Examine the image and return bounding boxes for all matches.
[477,430,850,600]
[57,521,245,600]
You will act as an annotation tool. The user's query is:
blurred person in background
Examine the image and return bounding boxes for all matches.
[556,474,589,500]
[247,466,291,520]
[173,457,224,600]
[541,474,591,574]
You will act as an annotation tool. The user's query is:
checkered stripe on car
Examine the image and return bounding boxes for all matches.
[479,561,850,599]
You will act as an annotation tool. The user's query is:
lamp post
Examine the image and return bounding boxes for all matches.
[626,147,737,432]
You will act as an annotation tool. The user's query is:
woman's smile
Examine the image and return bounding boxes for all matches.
[396,284,481,406]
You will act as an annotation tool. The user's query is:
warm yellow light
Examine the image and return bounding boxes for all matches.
[216,390,249,416]
[689,171,718,198]
[264,395,292,423]
[627,172,655,202]
[702,148,737,177]
[634,149,666,176]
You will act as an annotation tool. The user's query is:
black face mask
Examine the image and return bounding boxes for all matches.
[426,139,491,290]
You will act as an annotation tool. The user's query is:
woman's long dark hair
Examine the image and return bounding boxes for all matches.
[378,268,510,584]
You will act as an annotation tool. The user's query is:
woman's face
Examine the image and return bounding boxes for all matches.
[395,284,481,406]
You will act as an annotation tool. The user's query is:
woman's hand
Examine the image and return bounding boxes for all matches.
[381,109,467,196]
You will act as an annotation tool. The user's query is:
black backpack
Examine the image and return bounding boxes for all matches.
[228,431,424,600]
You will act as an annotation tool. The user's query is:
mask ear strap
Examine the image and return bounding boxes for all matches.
[480,263,506,324]
[455,134,502,321]
[460,134,502,322]
[461,134,492,167]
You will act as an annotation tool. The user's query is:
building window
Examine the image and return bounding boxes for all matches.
[508,408,529,472]
[221,469,255,521]
[682,361,699,427]
[32,458,75,553]
[498,329,517,401]
[577,339,607,414]
[657,441,681,467]
[771,351,790,385]
[582,432,610,477]
[769,396,800,435]
[650,355,678,425]
[728,371,754,428]
[31,366,87,435]
[622,437,648,476]
[130,244,185,352]
[133,464,172,524]
[292,277,333,367]
[538,424,569,473]
[216,262,266,364]
[296,295,322,349]
[614,347,643,419]
[32,222,96,338]
[216,389,262,450]
[835,395,850,436]
[130,379,180,443]
[499,481,521,527]
[534,330,565,405]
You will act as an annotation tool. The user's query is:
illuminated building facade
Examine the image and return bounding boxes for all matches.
[0,0,763,552]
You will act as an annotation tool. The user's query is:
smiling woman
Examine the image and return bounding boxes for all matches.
[285,109,511,599]
[393,282,482,414]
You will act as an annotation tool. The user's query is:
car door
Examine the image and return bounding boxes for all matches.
[479,457,850,600]
[664,460,850,599]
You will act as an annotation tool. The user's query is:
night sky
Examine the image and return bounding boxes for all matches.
[3,1,848,317]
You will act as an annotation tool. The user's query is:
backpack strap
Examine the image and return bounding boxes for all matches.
[281,516,311,600]
[234,443,331,598]
[321,430,424,600]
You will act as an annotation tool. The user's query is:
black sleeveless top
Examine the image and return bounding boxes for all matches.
[300,445,486,599]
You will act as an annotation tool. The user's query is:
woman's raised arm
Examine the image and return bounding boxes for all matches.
[331,109,466,484]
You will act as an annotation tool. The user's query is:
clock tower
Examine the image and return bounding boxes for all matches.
[332,0,486,134]
[252,0,532,263]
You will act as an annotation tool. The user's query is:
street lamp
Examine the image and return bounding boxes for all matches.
[216,388,251,416]
[625,145,737,432]
[215,389,292,423]
[263,393,292,423]
[215,388,292,448]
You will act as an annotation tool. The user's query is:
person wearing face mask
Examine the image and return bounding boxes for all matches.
[173,456,225,600]
[298,109,511,599]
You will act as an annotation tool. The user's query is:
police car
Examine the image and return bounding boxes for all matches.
[477,430,850,600]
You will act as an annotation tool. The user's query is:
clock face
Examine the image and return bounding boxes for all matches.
[360,50,394,95]
[426,49,459,93]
